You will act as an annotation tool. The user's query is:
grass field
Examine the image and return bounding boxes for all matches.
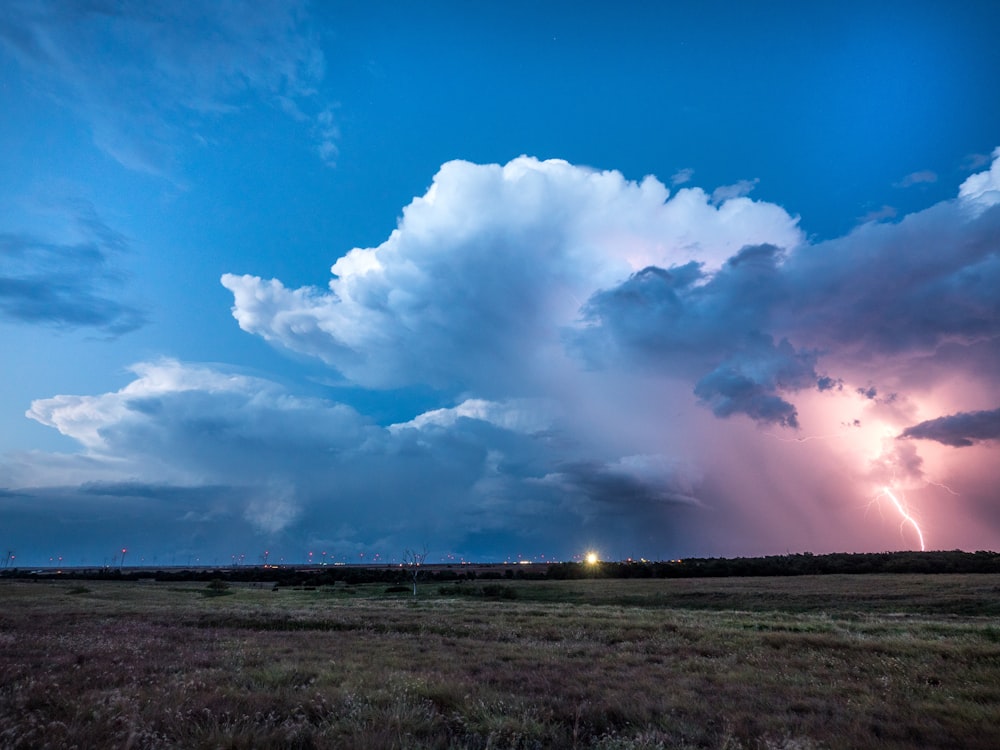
[2,574,999,749]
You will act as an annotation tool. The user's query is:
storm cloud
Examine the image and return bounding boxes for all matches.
[901,408,1000,447]
[6,151,1000,561]
[218,152,1000,554]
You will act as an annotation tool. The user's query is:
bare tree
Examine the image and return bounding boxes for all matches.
[403,546,428,596]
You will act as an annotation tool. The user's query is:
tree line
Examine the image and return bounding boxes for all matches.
[3,549,999,585]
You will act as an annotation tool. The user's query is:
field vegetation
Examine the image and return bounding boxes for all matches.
[2,573,999,749]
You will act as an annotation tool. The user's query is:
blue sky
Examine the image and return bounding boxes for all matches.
[2,0,1000,567]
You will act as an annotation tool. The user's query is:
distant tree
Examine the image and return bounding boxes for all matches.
[204,579,232,597]
[403,546,428,596]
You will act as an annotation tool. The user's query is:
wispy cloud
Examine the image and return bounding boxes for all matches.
[894,170,937,188]
[711,178,759,204]
[0,199,144,333]
[858,205,897,224]
[671,167,694,187]
[961,153,992,171]
[0,0,337,176]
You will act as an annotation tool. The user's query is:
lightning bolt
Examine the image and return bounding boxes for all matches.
[925,479,960,496]
[761,430,848,443]
[878,486,926,551]
[759,411,943,552]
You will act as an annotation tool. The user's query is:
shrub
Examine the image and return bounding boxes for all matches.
[202,579,232,597]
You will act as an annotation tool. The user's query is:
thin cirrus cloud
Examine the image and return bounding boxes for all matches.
[0,0,337,175]
[0,200,144,334]
[894,170,938,188]
[670,168,694,187]
[858,205,897,224]
[710,178,760,204]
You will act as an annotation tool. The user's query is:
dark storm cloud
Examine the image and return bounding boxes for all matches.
[580,243,789,362]
[78,480,233,501]
[0,204,144,334]
[0,482,270,564]
[546,460,700,508]
[816,376,842,392]
[694,365,800,427]
[575,190,1000,425]
[576,245,821,426]
[692,333,819,428]
[779,202,1000,360]
[900,408,1000,447]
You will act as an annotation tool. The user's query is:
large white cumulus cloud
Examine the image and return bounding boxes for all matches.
[222,156,802,393]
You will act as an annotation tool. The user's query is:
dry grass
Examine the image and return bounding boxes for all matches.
[2,574,999,749]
